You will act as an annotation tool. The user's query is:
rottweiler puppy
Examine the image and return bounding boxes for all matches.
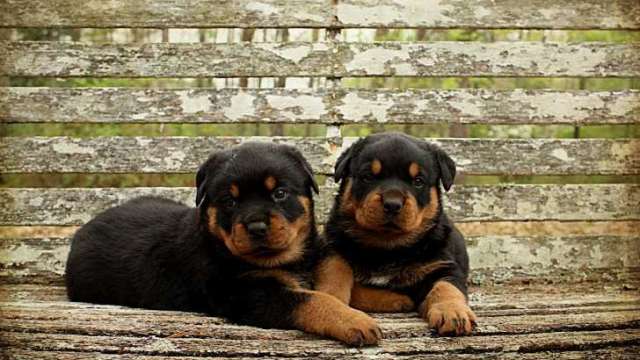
[65,142,381,346]
[319,132,477,336]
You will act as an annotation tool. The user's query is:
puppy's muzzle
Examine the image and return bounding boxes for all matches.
[247,221,268,239]
[382,190,405,216]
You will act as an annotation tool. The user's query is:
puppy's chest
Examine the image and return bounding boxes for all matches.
[353,259,450,289]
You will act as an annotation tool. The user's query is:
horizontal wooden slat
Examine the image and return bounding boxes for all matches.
[3,88,639,124]
[2,137,638,175]
[0,88,334,124]
[4,283,638,309]
[336,0,640,30]
[1,184,638,226]
[1,329,638,357]
[2,0,638,29]
[0,0,334,28]
[333,89,640,125]
[2,235,637,285]
[3,42,638,77]
[1,305,638,339]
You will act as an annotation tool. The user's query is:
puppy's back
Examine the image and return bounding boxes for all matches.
[65,196,192,307]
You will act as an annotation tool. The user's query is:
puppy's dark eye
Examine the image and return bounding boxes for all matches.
[361,174,374,183]
[413,177,425,188]
[224,197,236,208]
[272,188,289,202]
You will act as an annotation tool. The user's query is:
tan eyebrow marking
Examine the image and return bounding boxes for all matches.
[265,176,277,191]
[230,183,240,198]
[371,159,382,175]
[409,162,420,178]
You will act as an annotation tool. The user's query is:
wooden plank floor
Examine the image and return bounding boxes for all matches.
[1,283,639,359]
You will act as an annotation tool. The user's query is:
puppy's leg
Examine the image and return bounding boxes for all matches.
[223,272,381,346]
[314,254,354,304]
[418,280,476,336]
[350,283,414,312]
[294,289,382,346]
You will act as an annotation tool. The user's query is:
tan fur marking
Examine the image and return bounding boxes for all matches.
[230,183,240,198]
[371,159,382,175]
[420,281,477,336]
[350,283,414,313]
[314,255,354,304]
[240,195,310,268]
[392,260,454,286]
[409,162,420,178]
[264,176,277,191]
[348,187,440,249]
[293,290,381,346]
[340,179,356,215]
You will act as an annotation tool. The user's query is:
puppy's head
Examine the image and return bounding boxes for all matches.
[333,132,456,249]
[195,142,319,268]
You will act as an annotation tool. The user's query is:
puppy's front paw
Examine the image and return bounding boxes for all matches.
[422,301,476,336]
[339,309,383,346]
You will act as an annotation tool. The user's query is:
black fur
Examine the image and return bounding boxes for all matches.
[66,142,325,330]
[326,132,470,302]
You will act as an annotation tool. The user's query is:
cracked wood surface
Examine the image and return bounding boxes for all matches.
[2,137,638,175]
[1,184,638,226]
[2,88,638,124]
[2,42,638,77]
[0,284,638,358]
[1,235,638,285]
[1,0,638,29]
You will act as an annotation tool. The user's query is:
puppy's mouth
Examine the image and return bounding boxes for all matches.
[245,246,288,258]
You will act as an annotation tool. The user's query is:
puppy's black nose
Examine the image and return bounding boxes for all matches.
[382,192,404,215]
[383,199,403,214]
[247,221,268,238]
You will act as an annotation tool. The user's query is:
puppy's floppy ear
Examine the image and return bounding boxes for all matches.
[283,146,319,195]
[334,138,366,182]
[418,141,456,192]
[435,147,456,192]
[195,150,233,207]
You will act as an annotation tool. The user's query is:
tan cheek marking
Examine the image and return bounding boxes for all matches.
[371,159,382,175]
[207,207,236,252]
[265,176,277,191]
[340,179,356,214]
[230,183,240,198]
[409,162,420,178]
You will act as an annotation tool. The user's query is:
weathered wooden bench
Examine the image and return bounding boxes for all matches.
[1,0,639,358]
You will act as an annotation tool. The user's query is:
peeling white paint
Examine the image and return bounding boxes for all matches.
[178,91,210,114]
[345,46,410,74]
[336,0,453,25]
[224,92,257,121]
[551,148,573,162]
[337,92,392,123]
[265,94,326,121]
[245,1,278,16]
[52,142,95,155]
[274,44,313,63]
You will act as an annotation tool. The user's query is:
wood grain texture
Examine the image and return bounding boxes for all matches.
[1,235,638,285]
[1,184,638,226]
[1,0,638,29]
[3,88,638,124]
[0,328,638,357]
[2,137,638,175]
[1,284,637,358]
[2,42,638,77]
[336,0,640,30]
[0,0,334,28]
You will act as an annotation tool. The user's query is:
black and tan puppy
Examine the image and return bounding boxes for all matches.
[66,142,381,346]
[318,132,477,336]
